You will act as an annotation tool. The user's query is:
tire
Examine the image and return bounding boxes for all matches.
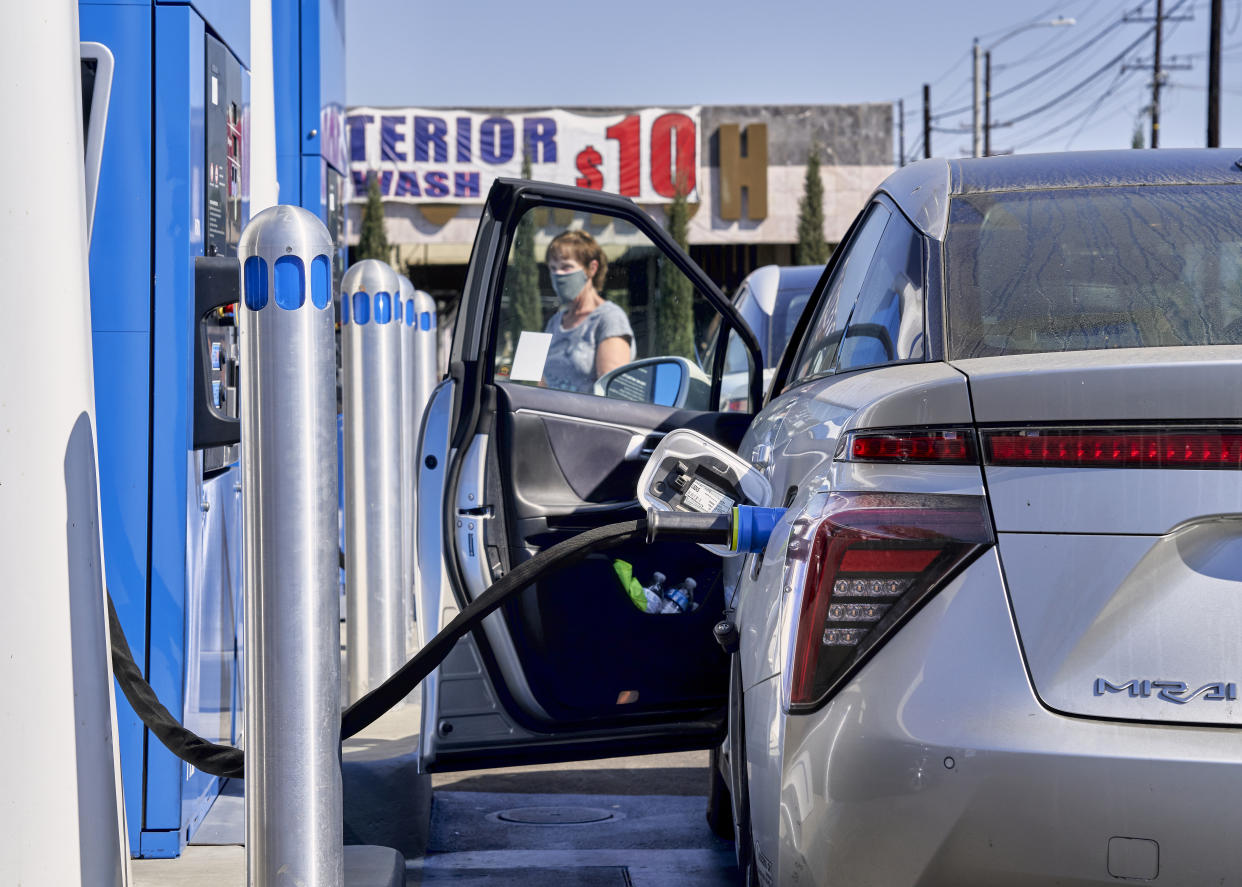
[706,745,735,839]
[727,654,762,886]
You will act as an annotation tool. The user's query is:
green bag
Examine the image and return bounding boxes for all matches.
[612,559,647,611]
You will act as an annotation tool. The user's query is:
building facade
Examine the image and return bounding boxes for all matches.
[345,103,893,311]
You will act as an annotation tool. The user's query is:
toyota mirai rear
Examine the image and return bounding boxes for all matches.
[724,150,1242,886]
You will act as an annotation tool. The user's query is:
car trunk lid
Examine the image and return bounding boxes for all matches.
[953,347,1242,725]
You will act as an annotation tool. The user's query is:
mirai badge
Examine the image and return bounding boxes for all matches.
[1094,678,1238,704]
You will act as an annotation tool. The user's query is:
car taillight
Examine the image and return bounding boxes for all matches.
[983,427,1242,469]
[843,428,978,465]
[723,396,749,412]
[783,492,993,712]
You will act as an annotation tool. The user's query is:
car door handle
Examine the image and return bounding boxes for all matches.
[625,432,665,461]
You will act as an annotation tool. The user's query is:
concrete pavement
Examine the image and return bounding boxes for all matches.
[129,703,427,886]
[413,751,739,886]
[129,620,738,886]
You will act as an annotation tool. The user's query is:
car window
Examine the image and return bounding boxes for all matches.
[723,324,749,374]
[836,212,926,371]
[720,327,756,412]
[946,185,1242,358]
[722,283,753,374]
[493,207,722,402]
[789,204,891,385]
[770,286,812,367]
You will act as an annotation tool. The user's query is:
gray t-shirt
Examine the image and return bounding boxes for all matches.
[543,301,635,393]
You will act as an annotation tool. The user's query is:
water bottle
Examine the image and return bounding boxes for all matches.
[681,577,699,611]
[665,577,697,614]
[643,572,667,614]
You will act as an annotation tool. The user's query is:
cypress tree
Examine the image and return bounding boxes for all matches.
[508,147,542,342]
[796,146,830,265]
[356,172,390,262]
[654,178,695,358]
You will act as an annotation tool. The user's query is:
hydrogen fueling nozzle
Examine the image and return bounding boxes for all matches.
[637,428,775,556]
[637,427,784,556]
[645,505,785,553]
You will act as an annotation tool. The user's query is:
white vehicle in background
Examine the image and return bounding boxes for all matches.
[720,264,824,411]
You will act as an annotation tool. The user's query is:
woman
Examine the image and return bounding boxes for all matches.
[542,230,635,393]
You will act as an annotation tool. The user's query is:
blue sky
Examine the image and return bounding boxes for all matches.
[345,0,1241,159]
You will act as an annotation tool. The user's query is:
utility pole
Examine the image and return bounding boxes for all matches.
[984,50,992,157]
[1125,1,1193,148]
[1153,0,1164,148]
[972,40,982,157]
[972,18,1074,159]
[1208,0,1222,146]
[923,84,932,159]
[898,98,906,166]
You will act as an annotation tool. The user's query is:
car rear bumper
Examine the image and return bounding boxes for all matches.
[772,549,1242,887]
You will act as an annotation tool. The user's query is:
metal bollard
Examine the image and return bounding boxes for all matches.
[411,285,440,446]
[341,259,407,703]
[397,276,417,647]
[401,280,440,644]
[398,277,440,645]
[238,206,342,887]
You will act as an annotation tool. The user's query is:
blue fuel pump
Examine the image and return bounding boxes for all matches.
[79,0,344,860]
[273,0,348,279]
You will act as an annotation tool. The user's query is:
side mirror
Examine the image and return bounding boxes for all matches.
[594,356,710,409]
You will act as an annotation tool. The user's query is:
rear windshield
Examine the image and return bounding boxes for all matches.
[946,185,1242,359]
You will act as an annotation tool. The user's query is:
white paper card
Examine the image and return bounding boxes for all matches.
[509,331,553,382]
[683,479,734,514]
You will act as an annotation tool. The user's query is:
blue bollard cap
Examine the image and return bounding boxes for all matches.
[238,205,335,313]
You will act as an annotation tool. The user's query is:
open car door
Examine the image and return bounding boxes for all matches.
[417,179,763,770]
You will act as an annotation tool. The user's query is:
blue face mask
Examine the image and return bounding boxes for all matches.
[550,269,588,307]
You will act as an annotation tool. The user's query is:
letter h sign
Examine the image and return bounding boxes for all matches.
[717,123,768,222]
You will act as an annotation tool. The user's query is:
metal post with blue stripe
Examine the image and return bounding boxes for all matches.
[238,205,342,886]
[340,258,407,703]
[399,278,439,644]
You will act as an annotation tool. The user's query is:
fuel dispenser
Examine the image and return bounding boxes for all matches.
[80,1,253,858]
[0,5,128,882]
[273,0,348,275]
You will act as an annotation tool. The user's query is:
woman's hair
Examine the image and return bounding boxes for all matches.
[546,230,608,291]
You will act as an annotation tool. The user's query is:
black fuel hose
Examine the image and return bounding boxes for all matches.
[109,517,652,779]
[340,517,647,738]
[108,593,247,778]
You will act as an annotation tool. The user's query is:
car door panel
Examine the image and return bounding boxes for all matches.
[500,382,753,523]
[481,379,753,725]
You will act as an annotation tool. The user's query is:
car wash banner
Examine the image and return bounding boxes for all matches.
[346,107,701,204]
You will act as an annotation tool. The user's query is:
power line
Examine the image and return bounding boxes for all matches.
[932,14,1130,120]
[1009,69,1140,149]
[993,19,1131,101]
[1170,79,1242,93]
[931,1,1146,121]
[972,62,1130,145]
[903,134,926,165]
[992,6,1180,129]
[973,1,1076,40]
[909,0,1219,157]
[996,0,1133,69]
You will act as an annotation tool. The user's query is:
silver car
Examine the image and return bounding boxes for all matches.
[417,152,1242,886]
